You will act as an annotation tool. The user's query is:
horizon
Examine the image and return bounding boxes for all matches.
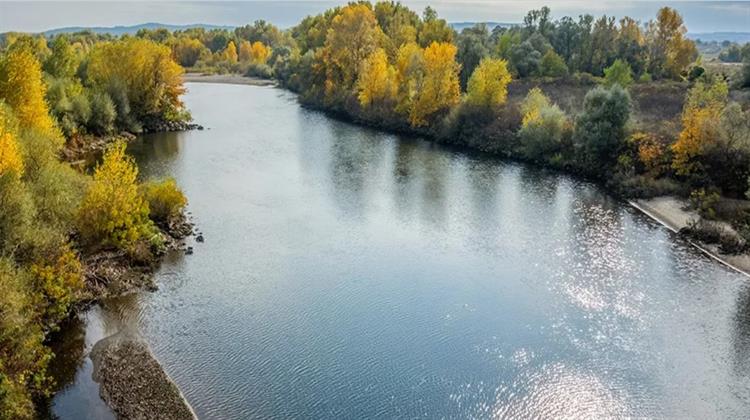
[1,1,749,34]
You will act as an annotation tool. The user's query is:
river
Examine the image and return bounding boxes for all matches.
[49,82,750,418]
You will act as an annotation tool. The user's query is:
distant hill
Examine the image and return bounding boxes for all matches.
[450,22,517,32]
[41,22,233,37]
[687,32,750,44]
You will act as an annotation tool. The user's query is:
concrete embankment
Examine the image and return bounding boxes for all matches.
[630,196,750,277]
[90,330,197,420]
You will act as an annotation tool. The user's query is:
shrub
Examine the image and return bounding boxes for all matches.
[0,258,51,420]
[140,178,187,227]
[603,59,633,88]
[518,93,569,162]
[0,173,34,255]
[538,50,568,77]
[574,85,631,174]
[29,243,83,327]
[87,91,116,135]
[77,141,153,249]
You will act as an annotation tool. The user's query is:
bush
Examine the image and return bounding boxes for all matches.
[0,173,34,255]
[244,62,274,79]
[574,85,631,175]
[87,91,116,135]
[29,243,83,327]
[538,50,568,77]
[518,93,568,161]
[140,178,187,227]
[0,258,51,420]
[77,141,153,249]
[603,59,633,88]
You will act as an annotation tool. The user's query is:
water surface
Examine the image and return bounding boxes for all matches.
[52,83,750,418]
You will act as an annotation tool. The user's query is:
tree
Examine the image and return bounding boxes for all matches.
[249,41,271,64]
[590,15,618,75]
[221,40,238,63]
[394,42,425,117]
[77,141,153,248]
[87,38,185,123]
[0,104,23,176]
[574,85,631,173]
[538,50,568,77]
[409,42,460,126]
[519,88,568,161]
[0,47,57,136]
[617,17,647,76]
[356,48,398,107]
[466,58,512,107]
[456,24,491,88]
[172,37,206,67]
[418,7,454,47]
[672,79,728,176]
[322,4,383,103]
[603,59,634,88]
[645,7,697,79]
[43,35,78,78]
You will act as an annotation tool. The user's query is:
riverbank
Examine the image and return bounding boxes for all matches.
[631,196,750,276]
[183,72,276,86]
[91,330,197,420]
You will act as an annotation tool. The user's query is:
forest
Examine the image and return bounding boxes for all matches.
[1,2,750,418]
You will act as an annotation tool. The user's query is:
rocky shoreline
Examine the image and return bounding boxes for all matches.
[91,330,197,420]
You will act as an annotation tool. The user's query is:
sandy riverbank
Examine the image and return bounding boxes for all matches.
[91,330,197,420]
[183,73,276,86]
[630,196,750,277]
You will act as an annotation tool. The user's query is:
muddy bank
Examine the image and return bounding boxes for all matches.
[91,330,196,420]
[631,196,750,276]
[183,72,276,86]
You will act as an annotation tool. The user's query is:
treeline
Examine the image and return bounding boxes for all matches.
[160,3,749,236]
[0,35,189,418]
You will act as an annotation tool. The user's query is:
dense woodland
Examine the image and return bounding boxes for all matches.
[1,2,750,418]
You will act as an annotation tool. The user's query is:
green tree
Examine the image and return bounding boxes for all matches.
[574,85,631,173]
[538,50,568,77]
[603,59,634,88]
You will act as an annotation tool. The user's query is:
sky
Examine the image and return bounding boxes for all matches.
[1,1,749,34]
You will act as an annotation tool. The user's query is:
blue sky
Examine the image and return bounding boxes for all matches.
[1,1,748,33]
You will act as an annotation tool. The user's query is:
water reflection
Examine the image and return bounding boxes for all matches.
[50,83,750,419]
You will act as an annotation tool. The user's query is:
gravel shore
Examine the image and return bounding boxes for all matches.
[91,331,196,420]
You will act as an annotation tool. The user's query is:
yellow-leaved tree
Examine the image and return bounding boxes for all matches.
[394,42,425,117]
[0,47,57,136]
[466,58,512,108]
[0,104,23,176]
[356,48,398,107]
[520,87,551,127]
[221,41,239,63]
[322,4,384,101]
[671,79,728,175]
[87,38,185,121]
[409,42,460,127]
[249,41,271,64]
[77,141,153,249]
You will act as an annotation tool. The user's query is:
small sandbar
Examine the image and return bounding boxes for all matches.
[91,331,196,420]
[183,73,275,86]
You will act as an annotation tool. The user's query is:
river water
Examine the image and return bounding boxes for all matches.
[50,83,750,418]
